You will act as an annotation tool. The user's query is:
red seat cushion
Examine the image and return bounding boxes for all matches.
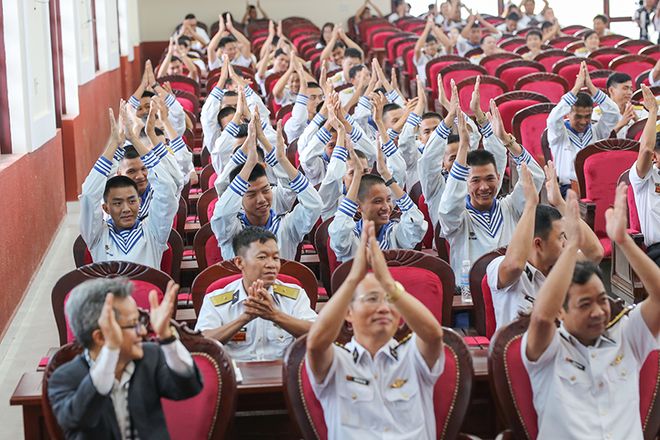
[612,62,655,88]
[170,82,196,96]
[504,336,539,437]
[459,83,506,115]
[483,58,511,76]
[519,81,565,103]
[557,64,597,89]
[372,31,398,50]
[582,150,639,236]
[481,274,497,339]
[498,100,541,134]
[499,67,542,91]
[418,194,434,249]
[205,274,303,294]
[205,234,223,266]
[389,266,444,323]
[599,236,612,258]
[441,69,483,100]
[162,354,220,440]
[176,97,195,115]
[537,56,567,72]
[208,172,218,189]
[65,281,164,343]
[160,244,173,275]
[327,237,340,274]
[517,112,551,165]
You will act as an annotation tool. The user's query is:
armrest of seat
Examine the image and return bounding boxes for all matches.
[579,199,596,231]
[493,430,515,440]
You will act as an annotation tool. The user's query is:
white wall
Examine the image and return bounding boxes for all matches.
[137,0,392,42]
[2,0,56,154]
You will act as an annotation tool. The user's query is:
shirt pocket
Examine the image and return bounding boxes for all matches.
[382,378,424,429]
[227,326,255,355]
[267,325,294,359]
[554,361,591,408]
[606,355,636,399]
[336,379,375,428]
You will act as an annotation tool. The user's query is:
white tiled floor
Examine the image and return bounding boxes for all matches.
[0,204,79,439]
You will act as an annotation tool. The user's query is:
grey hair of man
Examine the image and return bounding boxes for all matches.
[65,278,133,349]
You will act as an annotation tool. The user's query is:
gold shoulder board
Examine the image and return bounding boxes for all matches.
[606,307,631,329]
[394,332,413,349]
[210,290,235,306]
[273,284,300,300]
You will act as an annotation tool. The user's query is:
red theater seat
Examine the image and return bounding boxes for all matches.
[514,72,569,103]
[479,52,522,76]
[512,103,556,166]
[495,59,546,91]
[552,57,603,89]
[494,91,551,134]
[469,247,508,338]
[615,38,654,54]
[533,49,573,72]
[588,47,629,69]
[457,75,508,116]
[436,62,487,104]
[609,55,657,89]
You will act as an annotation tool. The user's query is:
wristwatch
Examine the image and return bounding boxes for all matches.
[385,281,406,303]
[503,133,516,149]
[385,177,396,187]
[158,334,177,345]
[476,115,488,126]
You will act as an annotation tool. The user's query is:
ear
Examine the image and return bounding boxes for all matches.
[345,306,354,324]
[234,255,245,271]
[356,201,363,214]
[102,203,110,215]
[533,236,544,252]
[92,328,105,348]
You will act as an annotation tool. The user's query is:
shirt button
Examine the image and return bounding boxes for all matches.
[235,342,239,345]
[279,335,283,338]
[258,338,262,342]
[374,375,378,379]
[602,411,607,415]
[352,394,357,400]
[570,376,576,381]
[599,382,604,387]
[591,353,596,358]
[403,394,408,398]
[622,371,626,376]
[385,427,390,432]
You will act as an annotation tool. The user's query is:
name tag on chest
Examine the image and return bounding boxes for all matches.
[231,327,248,342]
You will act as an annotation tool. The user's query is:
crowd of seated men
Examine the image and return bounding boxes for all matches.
[46,1,660,438]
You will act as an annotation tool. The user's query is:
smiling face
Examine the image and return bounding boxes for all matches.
[558,274,611,346]
[358,183,393,227]
[481,35,497,55]
[242,176,273,224]
[119,157,149,196]
[235,239,281,288]
[467,163,500,211]
[222,42,238,60]
[608,80,633,108]
[536,218,567,267]
[424,38,439,56]
[168,59,184,75]
[569,106,593,133]
[526,34,542,51]
[273,53,289,72]
[507,19,519,33]
[113,296,146,361]
[288,71,301,95]
[347,274,401,340]
[585,33,600,52]
[307,87,324,115]
[103,186,140,230]
[593,18,606,35]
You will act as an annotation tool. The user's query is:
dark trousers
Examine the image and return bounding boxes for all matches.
[560,184,571,199]
[647,243,660,268]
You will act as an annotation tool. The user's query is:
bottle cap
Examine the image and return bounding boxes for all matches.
[462,260,470,266]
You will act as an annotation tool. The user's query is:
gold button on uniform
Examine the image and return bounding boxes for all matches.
[602,411,606,415]
[591,354,596,358]
[622,371,626,376]
[599,382,604,387]
[352,394,356,400]
[258,338,262,342]
[403,394,408,398]
[279,335,283,339]
[385,427,390,432]
[570,376,576,381]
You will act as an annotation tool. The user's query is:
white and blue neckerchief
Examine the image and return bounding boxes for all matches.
[561,90,608,150]
[353,218,397,250]
[107,218,145,254]
[238,209,285,234]
[138,183,153,220]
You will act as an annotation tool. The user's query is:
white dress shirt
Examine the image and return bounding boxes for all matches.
[629,161,660,247]
[306,334,444,440]
[522,306,660,440]
[195,277,317,361]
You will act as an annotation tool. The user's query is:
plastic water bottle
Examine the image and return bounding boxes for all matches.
[460,260,472,304]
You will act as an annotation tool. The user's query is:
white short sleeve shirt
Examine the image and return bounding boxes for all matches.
[629,161,660,247]
[306,334,444,440]
[522,306,660,440]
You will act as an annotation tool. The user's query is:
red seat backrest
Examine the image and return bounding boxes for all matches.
[65,281,164,343]
[640,350,660,424]
[622,44,649,54]
[441,69,482,99]
[590,76,609,90]
[390,266,444,322]
[601,37,626,47]
[396,41,416,58]
[418,194,433,249]
[483,58,511,76]
[162,353,220,440]
[518,113,551,165]
[170,82,197,96]
[372,31,397,49]
[583,150,639,236]
[518,81,566,103]
[592,54,622,69]
[459,82,506,115]
[428,62,459,97]
[481,274,497,339]
[327,236,340,275]
[176,97,195,115]
[282,112,293,126]
[501,41,525,52]
[503,335,539,437]
[205,232,223,267]
[558,63,597,89]
[84,244,172,275]
[208,198,218,226]
[405,49,417,78]
[537,56,566,72]
[499,100,540,134]
[627,180,641,233]
[365,24,393,41]
[612,62,655,88]
[499,67,541,91]
[209,172,218,189]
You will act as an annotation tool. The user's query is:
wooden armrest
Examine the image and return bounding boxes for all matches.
[494,430,516,440]
[579,199,596,231]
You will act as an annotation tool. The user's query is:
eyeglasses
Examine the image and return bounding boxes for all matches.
[119,322,148,335]
[355,292,391,306]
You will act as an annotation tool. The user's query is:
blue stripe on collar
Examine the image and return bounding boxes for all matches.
[106,219,144,254]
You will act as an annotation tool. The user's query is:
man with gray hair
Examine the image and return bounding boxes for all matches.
[48,278,203,440]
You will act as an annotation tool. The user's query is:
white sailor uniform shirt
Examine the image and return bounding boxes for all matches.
[79,151,178,269]
[200,85,270,151]
[275,87,297,107]
[547,91,620,185]
[592,104,649,139]
[195,277,317,361]
[284,94,315,144]
[330,71,349,89]
[522,306,660,440]
[128,93,186,137]
[629,161,660,247]
[352,90,407,140]
[329,192,427,263]
[486,256,546,331]
[438,147,545,283]
[211,171,322,261]
[417,118,498,229]
[305,334,444,440]
[413,50,445,87]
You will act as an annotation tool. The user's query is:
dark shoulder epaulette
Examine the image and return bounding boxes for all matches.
[333,342,350,352]
[606,307,632,329]
[394,333,413,349]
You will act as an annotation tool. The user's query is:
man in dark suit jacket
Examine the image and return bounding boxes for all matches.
[48,278,203,440]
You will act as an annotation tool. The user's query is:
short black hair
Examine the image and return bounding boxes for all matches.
[122,144,141,160]
[236,123,249,139]
[471,22,481,29]
[422,111,442,121]
[526,29,543,41]
[141,90,155,99]
[357,174,386,202]
[541,21,554,31]
[507,12,520,21]
[349,64,366,80]
[394,0,404,6]
[103,175,138,203]
[171,56,182,64]
[373,86,388,96]
[606,72,632,91]
[481,33,496,44]
[229,162,268,184]
[345,48,363,61]
[563,260,604,310]
[274,48,287,58]
[382,103,402,121]
[185,13,196,20]
[353,149,368,161]
[535,204,563,240]
[594,14,608,24]
[574,92,594,109]
[583,29,598,41]
[466,149,497,169]
[333,41,346,51]
[138,126,164,139]
[217,107,236,125]
[218,36,237,49]
[447,134,460,144]
[178,36,192,46]
[232,226,278,256]
[426,34,438,43]
[307,81,322,90]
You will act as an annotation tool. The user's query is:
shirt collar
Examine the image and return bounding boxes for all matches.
[355,218,391,243]
[346,337,400,364]
[139,183,152,203]
[524,262,545,283]
[465,195,499,215]
[558,322,617,349]
[239,209,277,229]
